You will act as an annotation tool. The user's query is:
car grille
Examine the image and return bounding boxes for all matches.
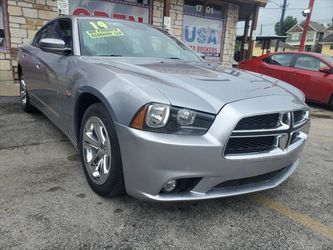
[234,113,280,130]
[213,167,286,189]
[224,110,309,157]
[224,136,276,155]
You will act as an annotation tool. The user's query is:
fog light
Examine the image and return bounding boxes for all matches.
[163,179,177,192]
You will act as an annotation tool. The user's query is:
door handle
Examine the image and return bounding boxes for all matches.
[36,64,40,69]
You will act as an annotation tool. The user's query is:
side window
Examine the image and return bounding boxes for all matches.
[33,23,54,47]
[52,19,72,48]
[294,56,327,71]
[263,54,293,66]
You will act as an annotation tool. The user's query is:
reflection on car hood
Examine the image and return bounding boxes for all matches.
[84,57,301,114]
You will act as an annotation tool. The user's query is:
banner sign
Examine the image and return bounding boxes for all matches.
[182,15,223,62]
[69,0,150,24]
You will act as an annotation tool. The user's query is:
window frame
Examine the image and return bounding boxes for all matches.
[0,0,10,49]
[32,18,73,55]
[263,53,295,67]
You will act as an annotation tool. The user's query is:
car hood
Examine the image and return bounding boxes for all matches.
[84,57,302,114]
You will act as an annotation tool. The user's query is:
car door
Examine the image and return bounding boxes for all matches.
[285,54,332,102]
[257,53,295,82]
[33,19,73,124]
[27,22,57,117]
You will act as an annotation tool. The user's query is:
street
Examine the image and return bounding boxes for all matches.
[0,96,332,249]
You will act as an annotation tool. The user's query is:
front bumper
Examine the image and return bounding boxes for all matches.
[115,95,308,201]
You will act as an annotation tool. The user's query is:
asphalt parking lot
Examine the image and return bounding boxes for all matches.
[0,96,332,249]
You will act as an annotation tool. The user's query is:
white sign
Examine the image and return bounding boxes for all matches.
[163,16,171,30]
[57,0,69,15]
[182,15,223,62]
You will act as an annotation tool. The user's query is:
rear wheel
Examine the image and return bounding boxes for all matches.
[79,103,125,197]
[19,73,35,113]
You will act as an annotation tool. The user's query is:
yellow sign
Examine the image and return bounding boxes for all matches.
[86,28,124,39]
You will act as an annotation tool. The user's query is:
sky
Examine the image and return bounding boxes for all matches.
[237,0,333,36]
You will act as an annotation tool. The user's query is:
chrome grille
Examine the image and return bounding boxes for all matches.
[224,110,310,157]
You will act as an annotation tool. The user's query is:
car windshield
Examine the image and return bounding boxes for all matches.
[78,19,201,61]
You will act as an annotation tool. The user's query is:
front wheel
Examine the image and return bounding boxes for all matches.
[79,103,125,197]
[19,73,35,113]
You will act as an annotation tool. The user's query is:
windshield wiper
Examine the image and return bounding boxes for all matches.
[163,57,182,60]
[97,54,123,57]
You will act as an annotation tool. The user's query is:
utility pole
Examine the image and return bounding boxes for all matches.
[299,0,315,51]
[275,0,287,52]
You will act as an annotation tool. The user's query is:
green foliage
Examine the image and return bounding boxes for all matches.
[275,16,297,36]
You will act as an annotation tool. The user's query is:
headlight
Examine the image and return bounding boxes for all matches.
[130,103,215,135]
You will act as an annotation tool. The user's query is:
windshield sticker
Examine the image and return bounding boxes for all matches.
[86,28,124,39]
[89,21,109,30]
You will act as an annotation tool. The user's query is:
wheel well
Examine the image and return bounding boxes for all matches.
[18,65,22,78]
[75,93,102,142]
[329,94,333,109]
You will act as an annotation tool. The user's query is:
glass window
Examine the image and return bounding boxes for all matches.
[291,33,299,41]
[0,0,5,47]
[294,55,327,71]
[78,19,201,61]
[263,53,293,66]
[306,31,314,41]
[52,19,72,48]
[184,0,224,20]
[32,23,54,47]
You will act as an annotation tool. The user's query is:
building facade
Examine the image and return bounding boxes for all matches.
[320,24,333,56]
[286,21,326,53]
[0,0,266,82]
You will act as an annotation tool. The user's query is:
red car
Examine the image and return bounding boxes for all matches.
[238,52,333,108]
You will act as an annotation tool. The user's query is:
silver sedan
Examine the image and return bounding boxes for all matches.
[18,16,310,201]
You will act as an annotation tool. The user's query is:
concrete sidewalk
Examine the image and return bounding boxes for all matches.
[0,81,19,97]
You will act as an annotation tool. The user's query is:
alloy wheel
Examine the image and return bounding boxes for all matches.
[20,77,27,106]
[82,116,112,185]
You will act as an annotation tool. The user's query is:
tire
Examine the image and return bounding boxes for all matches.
[19,72,36,113]
[329,95,333,110]
[79,103,125,197]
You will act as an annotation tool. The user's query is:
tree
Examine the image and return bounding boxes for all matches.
[274,16,297,36]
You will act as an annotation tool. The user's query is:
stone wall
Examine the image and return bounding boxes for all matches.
[221,3,239,65]
[0,0,58,81]
[152,0,183,40]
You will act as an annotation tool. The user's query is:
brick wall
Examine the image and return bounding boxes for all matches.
[0,0,58,81]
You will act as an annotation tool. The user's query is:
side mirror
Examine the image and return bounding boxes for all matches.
[319,66,332,74]
[40,38,71,54]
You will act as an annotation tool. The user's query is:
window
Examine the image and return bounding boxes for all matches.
[0,0,6,47]
[32,22,54,47]
[78,19,201,61]
[330,44,333,50]
[263,53,294,66]
[52,19,72,48]
[294,55,327,71]
[291,33,300,41]
[306,31,314,41]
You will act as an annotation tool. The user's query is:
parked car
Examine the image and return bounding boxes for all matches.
[238,52,333,108]
[18,16,310,201]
